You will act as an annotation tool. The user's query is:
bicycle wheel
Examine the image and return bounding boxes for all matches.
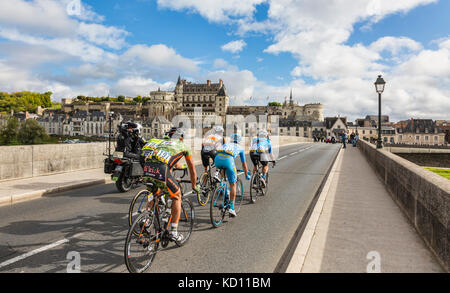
[124,211,159,273]
[210,187,226,228]
[175,197,195,247]
[198,172,211,206]
[235,178,244,213]
[249,173,259,204]
[128,190,151,227]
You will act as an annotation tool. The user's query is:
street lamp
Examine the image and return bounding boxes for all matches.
[374,75,386,149]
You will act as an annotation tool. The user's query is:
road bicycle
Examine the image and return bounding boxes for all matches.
[127,168,188,229]
[124,169,195,273]
[250,160,275,203]
[198,160,219,206]
[210,168,244,228]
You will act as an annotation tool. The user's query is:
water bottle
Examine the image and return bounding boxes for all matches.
[161,210,169,225]
[162,198,172,224]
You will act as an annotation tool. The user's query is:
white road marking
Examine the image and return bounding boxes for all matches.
[0,233,85,270]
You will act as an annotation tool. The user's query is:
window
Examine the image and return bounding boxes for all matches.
[425,136,429,141]
[416,136,420,140]
[434,136,438,141]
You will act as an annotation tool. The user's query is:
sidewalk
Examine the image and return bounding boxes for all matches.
[292,145,444,273]
[0,169,109,207]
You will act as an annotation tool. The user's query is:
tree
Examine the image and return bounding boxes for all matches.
[118,95,125,102]
[133,96,143,103]
[0,117,20,145]
[17,119,49,145]
[0,91,54,113]
[268,102,282,107]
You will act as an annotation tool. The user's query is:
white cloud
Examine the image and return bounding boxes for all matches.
[370,36,423,56]
[122,44,200,73]
[0,28,109,63]
[0,0,78,37]
[77,23,129,50]
[221,40,247,54]
[156,0,266,23]
[213,58,238,71]
[111,77,174,97]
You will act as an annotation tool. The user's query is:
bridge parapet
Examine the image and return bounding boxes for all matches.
[358,139,449,272]
[0,136,312,182]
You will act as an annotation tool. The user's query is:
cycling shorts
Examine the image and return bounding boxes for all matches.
[214,153,238,184]
[250,151,270,167]
[142,161,180,198]
[201,148,217,168]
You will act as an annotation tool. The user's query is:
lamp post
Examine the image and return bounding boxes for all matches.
[374,75,386,149]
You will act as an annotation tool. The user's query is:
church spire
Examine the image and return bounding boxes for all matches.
[177,74,181,85]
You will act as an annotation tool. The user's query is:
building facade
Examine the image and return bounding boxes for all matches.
[396,119,446,145]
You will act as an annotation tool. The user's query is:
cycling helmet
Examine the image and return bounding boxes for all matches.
[132,123,143,136]
[230,133,242,144]
[258,130,269,139]
[167,127,185,140]
[213,125,224,135]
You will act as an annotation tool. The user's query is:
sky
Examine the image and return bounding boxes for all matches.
[0,0,449,122]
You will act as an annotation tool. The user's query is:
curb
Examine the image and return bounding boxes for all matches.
[285,147,343,273]
[0,178,110,208]
[274,145,342,273]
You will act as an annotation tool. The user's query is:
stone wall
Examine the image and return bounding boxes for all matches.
[0,136,312,182]
[0,142,108,181]
[358,139,449,271]
[395,153,450,168]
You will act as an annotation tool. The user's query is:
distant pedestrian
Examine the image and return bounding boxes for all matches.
[353,133,359,147]
[341,131,347,149]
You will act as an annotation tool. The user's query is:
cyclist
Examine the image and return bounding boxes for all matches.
[142,127,200,242]
[214,133,251,217]
[249,130,276,188]
[201,125,225,182]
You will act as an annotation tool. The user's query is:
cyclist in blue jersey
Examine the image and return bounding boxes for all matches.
[249,130,276,188]
[214,133,251,217]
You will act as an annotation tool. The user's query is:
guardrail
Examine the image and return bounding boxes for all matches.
[357,139,449,272]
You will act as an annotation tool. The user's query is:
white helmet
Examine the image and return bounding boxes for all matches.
[133,123,143,136]
[258,130,269,138]
[213,125,224,135]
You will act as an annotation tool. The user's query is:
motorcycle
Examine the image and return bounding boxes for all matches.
[104,118,145,193]
[104,151,143,193]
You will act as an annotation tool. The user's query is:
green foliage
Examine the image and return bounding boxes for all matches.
[0,117,54,145]
[268,102,282,107]
[0,117,20,145]
[133,96,143,103]
[0,91,53,113]
[426,168,450,180]
[118,95,125,102]
[17,119,50,145]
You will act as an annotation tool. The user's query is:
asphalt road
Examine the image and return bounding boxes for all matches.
[0,143,340,273]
